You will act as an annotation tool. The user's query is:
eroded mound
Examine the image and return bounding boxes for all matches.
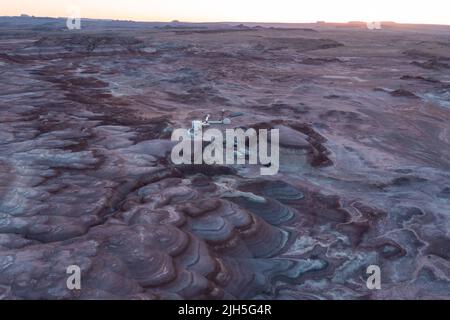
[0,24,449,300]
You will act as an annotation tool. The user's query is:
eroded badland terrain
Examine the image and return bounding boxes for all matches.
[0,17,449,299]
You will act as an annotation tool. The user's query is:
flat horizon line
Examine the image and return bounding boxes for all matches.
[3,14,450,27]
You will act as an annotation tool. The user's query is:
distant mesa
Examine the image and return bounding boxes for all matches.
[347,21,368,27]
[235,24,250,29]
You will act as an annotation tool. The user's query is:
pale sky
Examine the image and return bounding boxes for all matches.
[1,0,449,25]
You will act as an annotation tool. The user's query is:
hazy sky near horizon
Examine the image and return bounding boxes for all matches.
[2,0,449,25]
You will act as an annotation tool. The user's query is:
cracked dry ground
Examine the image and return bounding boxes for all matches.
[0,26,449,299]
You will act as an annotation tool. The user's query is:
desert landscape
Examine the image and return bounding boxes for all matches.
[0,16,449,299]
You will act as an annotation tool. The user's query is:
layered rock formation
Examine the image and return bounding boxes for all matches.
[0,19,449,299]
